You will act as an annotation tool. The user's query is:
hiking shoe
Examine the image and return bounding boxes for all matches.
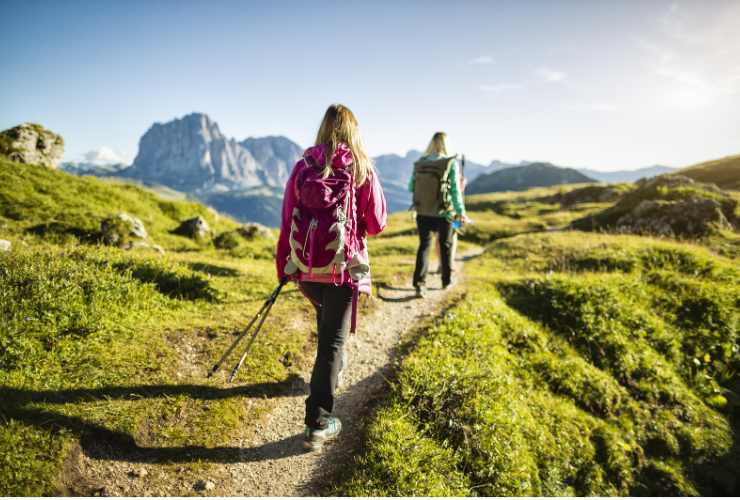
[303,417,342,451]
[415,286,426,298]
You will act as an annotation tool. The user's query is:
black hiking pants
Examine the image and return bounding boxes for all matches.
[413,215,453,288]
[300,281,353,429]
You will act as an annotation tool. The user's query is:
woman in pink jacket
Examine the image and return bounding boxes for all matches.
[276,104,386,451]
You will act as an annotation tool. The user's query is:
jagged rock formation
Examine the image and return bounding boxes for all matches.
[466,163,596,195]
[240,136,302,187]
[0,123,64,168]
[572,175,737,238]
[121,113,262,193]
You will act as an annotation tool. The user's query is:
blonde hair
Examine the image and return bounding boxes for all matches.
[424,131,449,157]
[315,104,373,187]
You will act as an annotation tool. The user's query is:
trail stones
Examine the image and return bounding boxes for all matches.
[194,479,216,492]
[0,123,65,168]
[237,222,273,240]
[101,212,148,246]
[174,216,211,240]
[0,239,10,252]
[129,467,148,478]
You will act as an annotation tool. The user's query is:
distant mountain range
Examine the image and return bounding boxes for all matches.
[466,163,596,195]
[59,112,678,225]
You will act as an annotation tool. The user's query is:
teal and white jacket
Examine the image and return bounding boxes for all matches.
[408,154,466,219]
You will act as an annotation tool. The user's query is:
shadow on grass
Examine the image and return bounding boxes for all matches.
[113,261,219,301]
[186,262,241,277]
[0,373,309,464]
[26,222,101,244]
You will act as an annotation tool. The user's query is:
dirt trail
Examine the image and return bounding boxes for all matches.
[73,250,480,496]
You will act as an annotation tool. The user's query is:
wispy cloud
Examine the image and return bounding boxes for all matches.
[479,83,522,93]
[469,55,494,65]
[81,146,129,165]
[535,67,566,82]
[635,2,740,111]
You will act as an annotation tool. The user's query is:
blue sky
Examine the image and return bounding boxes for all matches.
[1,0,739,170]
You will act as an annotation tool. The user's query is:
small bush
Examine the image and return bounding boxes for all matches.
[213,231,241,250]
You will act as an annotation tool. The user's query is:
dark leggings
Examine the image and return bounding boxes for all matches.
[299,281,353,429]
[413,215,453,288]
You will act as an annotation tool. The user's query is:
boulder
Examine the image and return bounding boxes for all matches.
[237,222,273,240]
[174,216,211,240]
[101,213,148,246]
[194,479,216,492]
[0,123,64,168]
[0,239,10,252]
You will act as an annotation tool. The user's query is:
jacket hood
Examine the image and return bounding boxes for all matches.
[303,143,354,169]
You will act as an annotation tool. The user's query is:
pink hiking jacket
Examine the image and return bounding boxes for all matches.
[276,143,387,295]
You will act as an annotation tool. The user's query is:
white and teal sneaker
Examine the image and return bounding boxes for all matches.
[303,417,342,452]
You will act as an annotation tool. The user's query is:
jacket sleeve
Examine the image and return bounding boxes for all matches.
[357,170,387,237]
[275,163,301,280]
[408,168,415,193]
[448,159,466,217]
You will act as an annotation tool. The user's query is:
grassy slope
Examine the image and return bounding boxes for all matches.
[0,160,314,494]
[677,154,740,190]
[338,188,739,496]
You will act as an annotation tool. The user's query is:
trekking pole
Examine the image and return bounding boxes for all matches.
[229,283,282,383]
[207,278,288,379]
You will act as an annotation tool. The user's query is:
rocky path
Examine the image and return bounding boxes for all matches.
[73,250,480,496]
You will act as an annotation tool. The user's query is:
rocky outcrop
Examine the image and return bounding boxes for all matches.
[237,222,273,240]
[0,123,64,168]
[572,175,737,238]
[241,136,302,188]
[174,216,211,240]
[101,213,148,246]
[121,113,263,193]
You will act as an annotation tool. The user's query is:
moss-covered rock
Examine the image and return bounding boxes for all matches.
[173,215,211,241]
[100,212,148,247]
[0,123,64,169]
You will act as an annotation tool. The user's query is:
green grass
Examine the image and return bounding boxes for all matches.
[337,231,739,496]
[3,157,739,495]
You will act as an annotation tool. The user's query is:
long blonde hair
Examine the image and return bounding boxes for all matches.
[424,131,449,157]
[315,104,373,186]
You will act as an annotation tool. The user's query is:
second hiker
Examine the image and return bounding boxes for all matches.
[409,131,467,297]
